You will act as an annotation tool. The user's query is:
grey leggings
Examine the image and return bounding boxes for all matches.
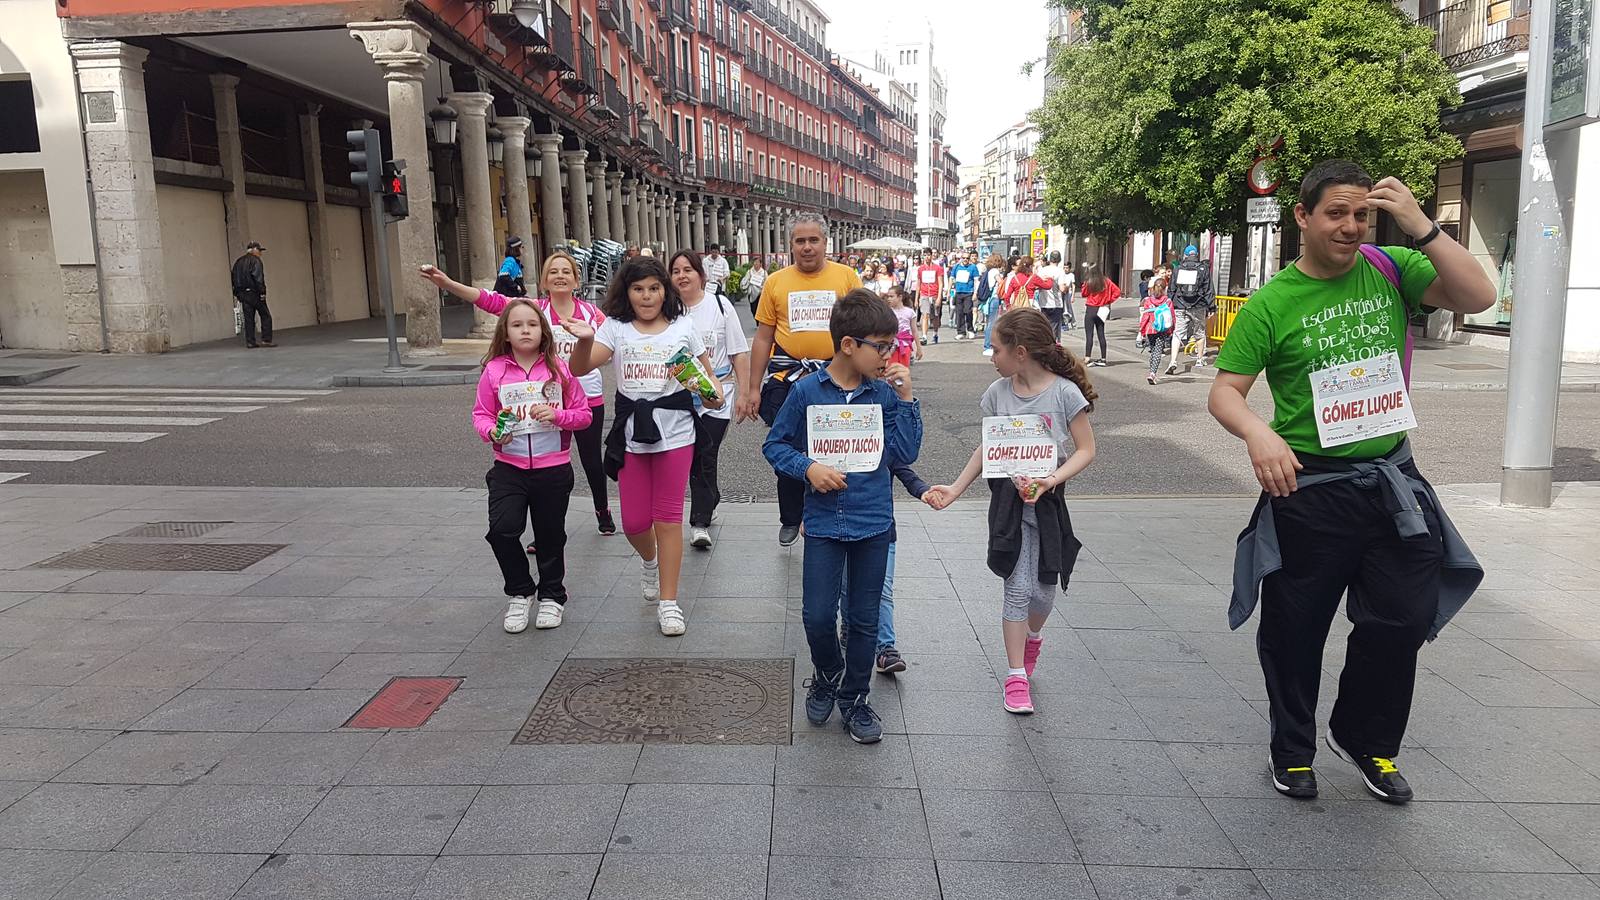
[1002,508,1058,622]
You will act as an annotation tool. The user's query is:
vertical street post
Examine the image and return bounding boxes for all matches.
[1501,0,1596,506]
[347,127,408,375]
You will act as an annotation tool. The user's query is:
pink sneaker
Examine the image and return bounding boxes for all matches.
[1003,675,1034,714]
[1023,636,1044,677]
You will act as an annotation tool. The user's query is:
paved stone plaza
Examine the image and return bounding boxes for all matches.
[1,482,1598,899]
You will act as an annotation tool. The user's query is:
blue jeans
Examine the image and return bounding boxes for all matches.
[838,541,897,651]
[803,532,891,706]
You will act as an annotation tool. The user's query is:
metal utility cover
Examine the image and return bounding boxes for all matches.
[29,542,286,571]
[114,521,230,539]
[514,657,794,745]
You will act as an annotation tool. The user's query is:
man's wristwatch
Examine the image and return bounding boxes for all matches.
[1416,221,1442,248]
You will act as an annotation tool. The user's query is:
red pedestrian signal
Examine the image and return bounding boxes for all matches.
[380,160,409,220]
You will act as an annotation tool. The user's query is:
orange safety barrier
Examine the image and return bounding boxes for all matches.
[1208,294,1248,345]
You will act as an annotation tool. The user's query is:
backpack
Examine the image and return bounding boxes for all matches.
[1149,299,1173,333]
[975,268,995,303]
[1357,244,1414,387]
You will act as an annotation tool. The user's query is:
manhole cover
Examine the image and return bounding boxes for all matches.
[113,521,230,539]
[346,677,462,728]
[514,657,793,745]
[29,542,286,571]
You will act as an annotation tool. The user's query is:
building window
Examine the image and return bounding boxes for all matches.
[0,80,41,154]
[700,47,712,92]
[702,118,714,159]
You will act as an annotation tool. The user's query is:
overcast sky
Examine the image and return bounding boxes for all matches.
[817,0,1048,167]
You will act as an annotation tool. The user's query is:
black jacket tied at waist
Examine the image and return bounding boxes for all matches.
[986,479,1082,588]
[604,390,696,480]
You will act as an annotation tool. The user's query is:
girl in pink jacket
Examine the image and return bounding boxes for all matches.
[471,297,592,634]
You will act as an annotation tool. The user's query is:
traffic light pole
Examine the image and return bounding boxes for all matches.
[370,192,405,375]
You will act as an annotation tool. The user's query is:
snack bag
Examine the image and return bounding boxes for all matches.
[490,408,518,442]
[666,346,718,402]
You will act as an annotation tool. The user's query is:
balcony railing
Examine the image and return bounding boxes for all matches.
[601,73,629,119]
[487,0,552,49]
[545,2,576,72]
[663,0,692,30]
[573,39,601,94]
[1420,0,1530,70]
[597,0,625,34]
[669,63,693,100]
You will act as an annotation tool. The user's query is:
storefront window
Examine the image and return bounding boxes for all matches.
[1463,156,1516,328]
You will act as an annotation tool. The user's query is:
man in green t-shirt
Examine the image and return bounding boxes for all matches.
[1209,160,1495,805]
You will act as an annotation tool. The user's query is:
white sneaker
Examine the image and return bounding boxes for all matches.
[658,601,686,636]
[534,599,563,629]
[503,596,532,633]
[690,527,712,549]
[642,560,660,603]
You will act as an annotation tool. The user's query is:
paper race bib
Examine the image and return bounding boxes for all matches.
[789,290,837,332]
[618,340,672,394]
[1310,351,1417,449]
[920,269,937,284]
[700,328,723,362]
[955,269,971,284]
[981,415,1058,478]
[550,325,578,362]
[498,380,563,435]
[1176,269,1198,286]
[806,404,883,474]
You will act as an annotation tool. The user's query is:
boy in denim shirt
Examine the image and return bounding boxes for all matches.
[763,290,924,743]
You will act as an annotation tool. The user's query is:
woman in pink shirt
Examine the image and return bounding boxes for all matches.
[471,298,592,634]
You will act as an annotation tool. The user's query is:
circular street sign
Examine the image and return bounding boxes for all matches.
[1248,156,1280,196]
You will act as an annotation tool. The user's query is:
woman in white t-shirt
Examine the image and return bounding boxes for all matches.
[568,257,724,637]
[670,250,751,552]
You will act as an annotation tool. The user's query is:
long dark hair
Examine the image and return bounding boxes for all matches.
[482,297,569,396]
[993,308,1097,413]
[602,256,684,322]
[1084,265,1107,296]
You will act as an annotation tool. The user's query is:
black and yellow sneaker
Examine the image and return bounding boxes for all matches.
[1326,732,1413,804]
[1271,764,1318,799]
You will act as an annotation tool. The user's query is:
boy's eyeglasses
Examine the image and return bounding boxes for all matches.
[851,336,896,358]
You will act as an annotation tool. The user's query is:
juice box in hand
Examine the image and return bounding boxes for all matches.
[666,347,719,401]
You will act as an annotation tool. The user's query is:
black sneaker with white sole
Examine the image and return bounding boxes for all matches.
[778,524,801,547]
[1270,764,1318,799]
[1325,732,1413,804]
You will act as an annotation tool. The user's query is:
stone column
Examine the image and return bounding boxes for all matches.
[720,204,735,251]
[657,193,671,253]
[622,176,641,246]
[69,41,167,353]
[676,197,692,254]
[298,103,337,323]
[607,171,626,245]
[703,199,718,250]
[589,162,611,243]
[350,21,442,353]
[208,73,252,259]
[531,134,566,247]
[447,91,497,337]
[688,197,703,252]
[562,151,591,246]
[498,116,533,253]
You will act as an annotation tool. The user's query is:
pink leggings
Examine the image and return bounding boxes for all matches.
[618,445,694,535]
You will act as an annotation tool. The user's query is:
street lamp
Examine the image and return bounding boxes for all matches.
[526,142,542,179]
[428,102,457,146]
[485,125,504,165]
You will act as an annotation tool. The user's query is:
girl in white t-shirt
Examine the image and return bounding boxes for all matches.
[568,257,724,636]
[670,250,750,552]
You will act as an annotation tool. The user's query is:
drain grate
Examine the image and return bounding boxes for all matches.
[29,542,286,571]
[346,677,462,728]
[514,657,793,745]
[114,521,230,539]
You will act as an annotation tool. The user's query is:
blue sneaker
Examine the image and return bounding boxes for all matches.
[840,701,883,743]
[803,670,841,726]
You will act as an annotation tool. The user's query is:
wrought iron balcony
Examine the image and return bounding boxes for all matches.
[600,73,629,119]
[566,39,601,94]
[1420,0,1530,71]
[487,0,551,49]
[541,2,576,72]
[597,0,625,34]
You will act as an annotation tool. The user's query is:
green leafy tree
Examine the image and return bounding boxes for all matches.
[1034,0,1462,236]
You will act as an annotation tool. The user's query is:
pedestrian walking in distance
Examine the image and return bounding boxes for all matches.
[1209,159,1495,804]
[927,308,1097,715]
[567,256,726,637]
[231,241,273,348]
[471,298,591,633]
[1139,273,1176,385]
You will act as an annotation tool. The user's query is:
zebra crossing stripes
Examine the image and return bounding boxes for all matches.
[0,387,336,484]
